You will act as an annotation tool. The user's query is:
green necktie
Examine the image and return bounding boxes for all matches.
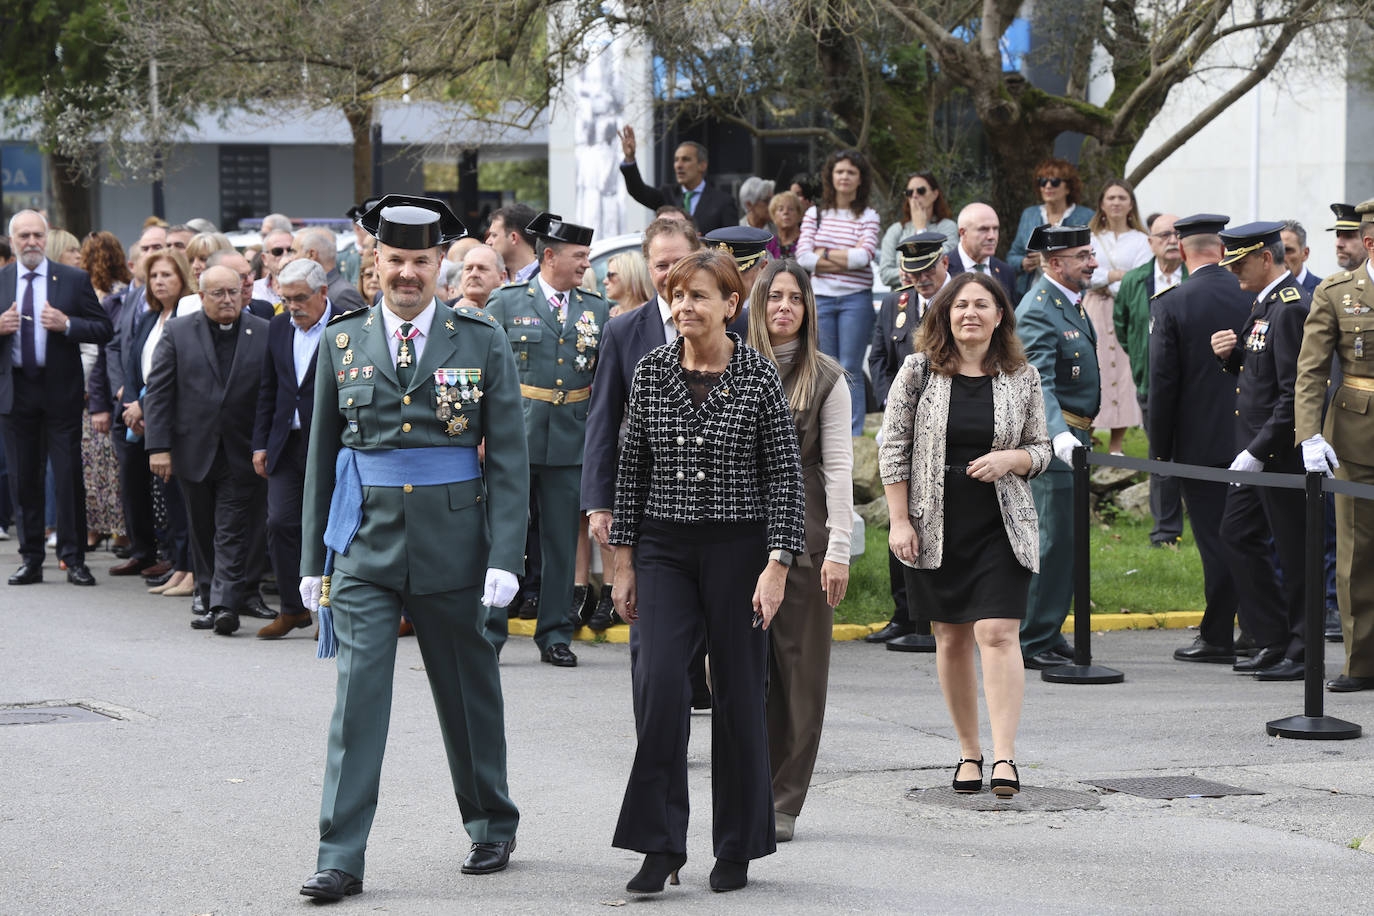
[683,189,695,213]
[396,321,415,388]
[973,263,986,273]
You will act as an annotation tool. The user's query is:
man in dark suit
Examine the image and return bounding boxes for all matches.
[252,258,336,638]
[617,126,737,233]
[295,226,368,314]
[1148,213,1249,664]
[1280,220,1320,294]
[0,210,113,586]
[945,202,1015,299]
[209,250,275,321]
[144,265,270,635]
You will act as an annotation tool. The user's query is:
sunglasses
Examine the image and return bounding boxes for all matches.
[268,246,292,257]
[605,271,619,280]
[1037,177,1064,188]
[904,187,930,197]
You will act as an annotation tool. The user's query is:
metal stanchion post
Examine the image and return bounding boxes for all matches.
[1043,445,1124,685]
[1266,472,1360,739]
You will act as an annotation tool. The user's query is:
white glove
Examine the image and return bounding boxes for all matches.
[1228,449,1263,484]
[1301,434,1339,476]
[299,576,322,614]
[482,568,520,608]
[1052,431,1079,466]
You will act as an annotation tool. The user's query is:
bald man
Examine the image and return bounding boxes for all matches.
[947,202,1015,298]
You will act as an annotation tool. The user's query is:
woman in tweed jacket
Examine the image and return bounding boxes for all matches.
[878,271,1051,798]
[610,250,804,894]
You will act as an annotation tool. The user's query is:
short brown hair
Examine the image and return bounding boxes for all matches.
[663,250,746,324]
[142,250,196,312]
[917,272,1027,377]
[1034,157,1083,207]
[641,216,702,260]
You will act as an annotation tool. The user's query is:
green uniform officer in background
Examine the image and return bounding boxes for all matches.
[1015,224,1102,670]
[297,196,530,902]
[484,212,609,668]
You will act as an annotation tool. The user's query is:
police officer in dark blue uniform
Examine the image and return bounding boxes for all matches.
[1148,214,1249,663]
[1211,222,1311,680]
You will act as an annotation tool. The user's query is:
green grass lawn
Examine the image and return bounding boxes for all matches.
[835,424,1205,625]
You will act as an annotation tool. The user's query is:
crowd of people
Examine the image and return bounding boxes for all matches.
[1,135,1371,902]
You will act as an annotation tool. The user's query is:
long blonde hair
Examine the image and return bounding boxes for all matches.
[746,259,837,412]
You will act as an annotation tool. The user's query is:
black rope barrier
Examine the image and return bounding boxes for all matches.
[1048,448,1363,741]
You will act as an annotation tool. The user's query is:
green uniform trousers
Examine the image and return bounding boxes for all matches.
[1019,428,1089,656]
[317,569,519,878]
[1335,458,1374,678]
[485,463,581,652]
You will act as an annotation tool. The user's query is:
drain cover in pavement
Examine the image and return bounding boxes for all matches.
[0,704,118,726]
[905,785,1100,812]
[1081,776,1261,799]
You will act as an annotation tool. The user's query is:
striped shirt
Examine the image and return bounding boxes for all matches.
[796,206,881,297]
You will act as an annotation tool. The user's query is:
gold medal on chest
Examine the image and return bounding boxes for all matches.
[895,311,907,329]
[342,349,354,365]
[335,332,349,349]
[446,414,470,436]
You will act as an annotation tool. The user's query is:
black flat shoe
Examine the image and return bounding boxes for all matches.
[191,611,216,630]
[990,759,1020,798]
[240,594,277,620]
[1327,674,1374,692]
[1173,636,1235,664]
[1024,650,1068,670]
[66,564,96,587]
[865,620,914,643]
[212,609,240,636]
[952,757,983,794]
[1325,607,1343,642]
[1233,645,1285,673]
[300,868,362,901]
[1255,658,1305,681]
[886,633,937,653]
[1049,642,1075,660]
[144,569,175,587]
[709,858,748,892]
[517,594,539,620]
[8,563,42,585]
[540,643,577,667]
[627,852,686,894]
[461,838,515,874]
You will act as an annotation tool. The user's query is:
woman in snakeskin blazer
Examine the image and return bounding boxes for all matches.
[878,271,1051,798]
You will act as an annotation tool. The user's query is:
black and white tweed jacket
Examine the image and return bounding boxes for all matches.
[609,334,805,554]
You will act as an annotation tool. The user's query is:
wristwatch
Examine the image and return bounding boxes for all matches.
[769,549,793,567]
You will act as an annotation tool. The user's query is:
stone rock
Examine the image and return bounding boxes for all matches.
[863,412,884,437]
[1089,464,1140,494]
[856,496,890,530]
[852,435,882,503]
[1115,480,1151,519]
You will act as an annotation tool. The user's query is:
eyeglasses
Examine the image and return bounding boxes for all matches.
[202,288,238,300]
[280,293,314,306]
[904,187,930,197]
[1037,177,1064,188]
[268,246,291,257]
[1056,251,1094,263]
[1151,230,1180,240]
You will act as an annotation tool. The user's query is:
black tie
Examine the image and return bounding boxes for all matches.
[21,271,38,378]
[397,322,415,388]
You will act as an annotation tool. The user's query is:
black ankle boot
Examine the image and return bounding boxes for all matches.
[627,852,686,894]
[569,585,589,629]
[588,590,618,630]
[709,857,748,892]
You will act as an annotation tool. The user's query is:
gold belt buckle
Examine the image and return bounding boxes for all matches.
[552,389,567,405]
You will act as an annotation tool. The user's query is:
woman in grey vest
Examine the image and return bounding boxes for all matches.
[747,260,853,842]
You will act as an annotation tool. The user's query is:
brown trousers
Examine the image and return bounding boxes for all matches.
[1335,458,1374,677]
[766,553,833,816]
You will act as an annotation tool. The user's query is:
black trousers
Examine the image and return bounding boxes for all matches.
[1137,393,1183,543]
[266,431,308,614]
[1,372,85,566]
[1221,481,1306,659]
[613,519,775,862]
[178,449,266,612]
[112,425,157,563]
[1179,477,1239,649]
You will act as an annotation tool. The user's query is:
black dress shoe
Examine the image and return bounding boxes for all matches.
[8,563,42,585]
[1256,658,1305,681]
[691,689,713,711]
[1235,632,1258,658]
[212,609,240,636]
[191,592,205,615]
[461,838,515,874]
[1024,650,1068,670]
[1325,607,1343,642]
[540,643,577,667]
[112,544,133,559]
[886,633,936,653]
[240,594,277,620]
[1173,636,1235,663]
[191,611,216,630]
[1233,645,1285,673]
[300,868,362,901]
[145,569,175,587]
[66,564,96,586]
[1327,674,1374,692]
[865,620,914,643]
[517,594,539,620]
[1049,642,1075,660]
[587,592,619,631]
[709,857,748,892]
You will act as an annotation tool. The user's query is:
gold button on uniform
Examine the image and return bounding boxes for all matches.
[559,338,565,344]
[403,484,413,493]
[557,358,564,364]
[556,379,563,386]
[347,397,354,406]
[520,335,528,341]
[1235,410,1240,416]
[403,395,411,405]
[402,422,412,432]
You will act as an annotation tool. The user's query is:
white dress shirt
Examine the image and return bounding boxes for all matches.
[1153,260,1182,294]
[380,299,437,367]
[1045,273,1082,307]
[656,295,678,343]
[11,257,52,368]
[291,303,331,428]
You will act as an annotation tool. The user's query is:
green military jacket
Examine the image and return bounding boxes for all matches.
[1016,273,1102,443]
[1295,266,1374,453]
[301,299,530,595]
[484,276,610,466]
[1114,258,1187,398]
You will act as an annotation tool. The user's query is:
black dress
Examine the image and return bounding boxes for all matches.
[903,374,1030,623]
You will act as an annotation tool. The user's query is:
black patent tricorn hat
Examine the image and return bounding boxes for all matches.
[526,211,594,246]
[1026,224,1091,253]
[359,195,468,249]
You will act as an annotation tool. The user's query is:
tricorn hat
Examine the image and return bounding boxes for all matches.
[703,226,774,272]
[526,212,594,247]
[346,197,383,222]
[359,195,468,249]
[1026,224,1091,253]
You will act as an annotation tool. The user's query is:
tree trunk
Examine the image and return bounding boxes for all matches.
[343,101,374,205]
[47,151,94,237]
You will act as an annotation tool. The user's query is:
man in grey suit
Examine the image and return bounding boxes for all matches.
[295,226,368,314]
[144,266,270,635]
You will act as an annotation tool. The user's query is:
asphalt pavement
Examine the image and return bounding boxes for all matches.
[2,551,1373,914]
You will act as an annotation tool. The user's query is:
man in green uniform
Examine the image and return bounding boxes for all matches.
[484,212,609,667]
[1015,224,1101,669]
[297,196,529,901]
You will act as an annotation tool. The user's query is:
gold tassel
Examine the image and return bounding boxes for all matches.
[319,575,332,608]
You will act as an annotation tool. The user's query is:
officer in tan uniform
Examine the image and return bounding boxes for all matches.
[1294,197,1374,692]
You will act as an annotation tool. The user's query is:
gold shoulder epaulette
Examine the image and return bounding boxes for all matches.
[454,306,498,326]
[1279,286,1302,302]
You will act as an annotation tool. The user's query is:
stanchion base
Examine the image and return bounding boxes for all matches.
[1041,664,1125,685]
[1265,715,1361,740]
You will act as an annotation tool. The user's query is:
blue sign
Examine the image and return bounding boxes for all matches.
[1,145,44,193]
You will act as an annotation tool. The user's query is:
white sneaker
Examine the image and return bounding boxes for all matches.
[0,527,9,540]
